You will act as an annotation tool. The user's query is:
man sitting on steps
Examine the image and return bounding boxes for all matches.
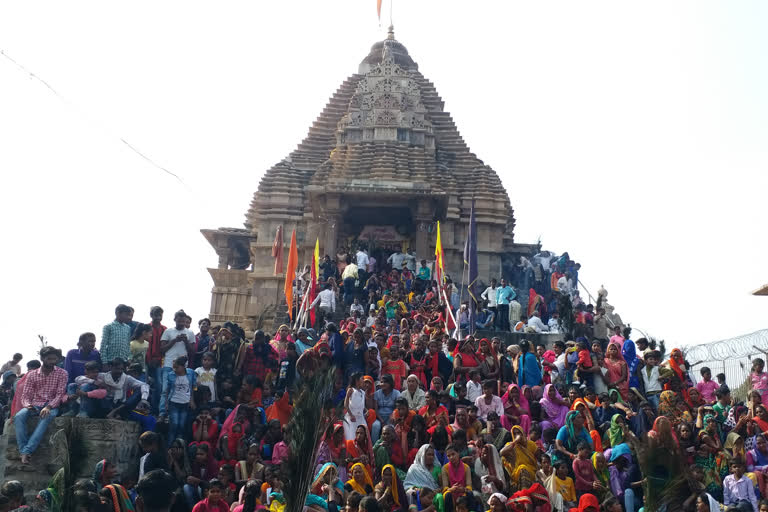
[13,346,67,465]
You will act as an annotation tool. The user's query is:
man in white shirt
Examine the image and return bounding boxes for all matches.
[311,283,336,328]
[527,311,549,333]
[341,259,358,305]
[387,250,406,270]
[480,278,499,329]
[350,297,364,317]
[355,248,369,272]
[405,250,417,271]
[160,310,196,371]
[547,312,561,333]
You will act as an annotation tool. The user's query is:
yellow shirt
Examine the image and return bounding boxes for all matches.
[554,476,576,502]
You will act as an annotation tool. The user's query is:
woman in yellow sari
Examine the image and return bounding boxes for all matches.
[500,425,538,493]
[346,462,374,496]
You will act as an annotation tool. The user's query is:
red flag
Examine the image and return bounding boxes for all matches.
[284,230,298,320]
[272,225,284,275]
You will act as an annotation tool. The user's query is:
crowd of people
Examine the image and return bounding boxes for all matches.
[2,248,768,512]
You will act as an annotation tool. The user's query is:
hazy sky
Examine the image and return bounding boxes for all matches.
[2,0,766,364]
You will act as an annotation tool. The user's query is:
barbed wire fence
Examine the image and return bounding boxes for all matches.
[683,329,768,397]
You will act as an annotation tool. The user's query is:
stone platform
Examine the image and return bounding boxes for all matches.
[0,417,141,501]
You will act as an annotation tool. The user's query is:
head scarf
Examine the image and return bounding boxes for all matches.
[608,414,624,447]
[487,493,507,507]
[327,422,345,459]
[507,482,552,512]
[404,444,439,491]
[346,463,373,495]
[609,442,632,462]
[304,494,329,511]
[608,388,625,405]
[93,459,111,491]
[591,452,609,487]
[704,493,720,512]
[103,484,135,512]
[724,431,744,459]
[540,384,569,427]
[571,493,599,512]
[381,464,401,506]
[312,463,343,494]
[502,384,530,412]
[607,341,625,362]
[363,375,375,397]
[507,425,538,482]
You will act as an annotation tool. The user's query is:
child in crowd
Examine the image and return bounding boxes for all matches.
[129,324,152,373]
[191,479,229,512]
[195,352,218,403]
[466,370,483,403]
[752,358,768,408]
[697,366,719,405]
[572,441,599,498]
[553,461,577,510]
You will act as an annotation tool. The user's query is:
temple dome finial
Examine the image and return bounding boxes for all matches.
[387,25,395,40]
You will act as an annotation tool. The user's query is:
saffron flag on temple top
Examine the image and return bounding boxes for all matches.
[377,0,383,22]
[272,225,284,275]
[284,229,298,320]
[464,201,478,334]
[308,238,320,326]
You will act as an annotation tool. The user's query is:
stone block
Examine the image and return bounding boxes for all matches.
[0,417,141,502]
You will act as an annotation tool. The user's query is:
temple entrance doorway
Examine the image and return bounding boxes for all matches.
[338,205,414,272]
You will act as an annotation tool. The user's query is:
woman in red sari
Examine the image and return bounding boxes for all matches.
[603,341,629,400]
[665,348,692,405]
[419,390,450,431]
[345,424,374,477]
[453,337,479,384]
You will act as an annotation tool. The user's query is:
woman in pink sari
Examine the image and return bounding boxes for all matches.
[603,341,629,400]
[500,384,532,435]
[539,384,569,431]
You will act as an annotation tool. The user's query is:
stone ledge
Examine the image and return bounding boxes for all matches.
[1,417,141,501]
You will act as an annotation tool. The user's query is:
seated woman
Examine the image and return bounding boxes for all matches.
[189,406,219,454]
[419,390,450,432]
[501,384,531,435]
[539,384,570,432]
[473,443,506,504]
[346,462,375,496]
[374,425,407,480]
[346,424,375,476]
[501,425,538,494]
[235,443,266,483]
[404,444,441,492]
[311,462,344,509]
[375,464,407,512]
[440,444,475,512]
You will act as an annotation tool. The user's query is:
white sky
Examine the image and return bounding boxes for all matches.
[1,0,766,364]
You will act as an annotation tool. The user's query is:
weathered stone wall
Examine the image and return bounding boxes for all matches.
[0,417,141,501]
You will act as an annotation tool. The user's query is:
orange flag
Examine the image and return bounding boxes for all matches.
[377,0,382,21]
[284,229,298,319]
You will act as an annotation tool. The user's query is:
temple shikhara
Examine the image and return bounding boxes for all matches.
[202,27,538,331]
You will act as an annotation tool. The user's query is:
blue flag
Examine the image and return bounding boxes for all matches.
[464,201,478,334]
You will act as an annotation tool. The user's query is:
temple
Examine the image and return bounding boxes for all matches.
[202,27,538,331]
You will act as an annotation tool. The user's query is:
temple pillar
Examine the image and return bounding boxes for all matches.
[324,214,341,257]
